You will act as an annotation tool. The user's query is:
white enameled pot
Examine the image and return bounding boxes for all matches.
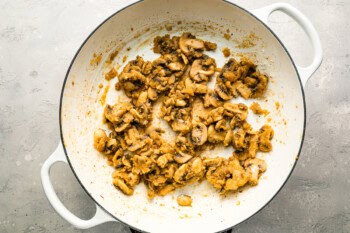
[41,1,322,233]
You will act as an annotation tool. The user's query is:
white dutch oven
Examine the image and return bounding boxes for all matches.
[41,0,322,232]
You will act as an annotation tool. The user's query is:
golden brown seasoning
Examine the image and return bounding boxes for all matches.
[90,53,102,65]
[109,50,119,61]
[222,47,231,57]
[105,67,118,80]
[275,101,281,110]
[93,33,274,198]
[165,24,173,31]
[99,85,109,106]
[224,33,231,40]
[235,33,260,49]
[123,55,128,63]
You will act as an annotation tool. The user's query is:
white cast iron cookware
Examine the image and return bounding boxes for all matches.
[41,0,322,232]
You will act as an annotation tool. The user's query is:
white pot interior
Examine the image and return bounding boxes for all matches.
[60,0,305,232]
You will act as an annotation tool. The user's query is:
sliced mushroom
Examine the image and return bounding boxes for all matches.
[179,33,204,55]
[258,125,274,152]
[177,195,192,206]
[171,120,191,133]
[244,158,267,185]
[223,130,233,147]
[167,62,183,71]
[93,129,108,152]
[174,163,189,183]
[207,125,226,143]
[174,152,193,164]
[223,102,248,121]
[190,157,204,174]
[233,129,247,150]
[191,123,207,146]
[147,87,158,101]
[203,157,224,167]
[190,59,215,82]
[104,102,132,124]
[136,91,148,106]
[204,90,223,108]
[158,184,175,196]
[215,82,231,100]
[113,177,133,195]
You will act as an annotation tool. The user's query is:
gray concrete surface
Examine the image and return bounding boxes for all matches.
[0,0,349,232]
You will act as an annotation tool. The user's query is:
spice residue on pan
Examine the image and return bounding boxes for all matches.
[90,53,102,65]
[235,33,260,49]
[99,85,109,106]
[92,33,274,202]
[222,47,231,57]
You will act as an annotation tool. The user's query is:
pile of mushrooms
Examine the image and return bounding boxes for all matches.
[93,33,274,198]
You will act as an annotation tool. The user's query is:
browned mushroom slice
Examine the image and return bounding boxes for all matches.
[215,82,232,100]
[223,103,248,122]
[223,157,251,191]
[147,87,158,101]
[205,107,225,125]
[204,41,217,51]
[173,163,189,183]
[190,57,215,82]
[204,90,223,108]
[133,155,154,174]
[93,129,108,152]
[244,158,267,185]
[171,120,191,133]
[207,125,226,143]
[153,34,180,54]
[223,130,233,147]
[174,152,193,164]
[232,129,247,150]
[258,125,274,152]
[203,157,224,167]
[179,33,204,55]
[236,82,252,99]
[113,177,134,195]
[191,123,208,146]
[104,102,133,124]
[158,184,175,196]
[177,195,192,206]
[250,72,269,98]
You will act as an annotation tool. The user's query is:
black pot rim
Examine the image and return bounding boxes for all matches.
[58,1,306,232]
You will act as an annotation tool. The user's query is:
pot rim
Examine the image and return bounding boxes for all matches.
[58,0,306,232]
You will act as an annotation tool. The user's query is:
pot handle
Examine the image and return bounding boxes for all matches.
[251,3,323,87]
[41,142,117,229]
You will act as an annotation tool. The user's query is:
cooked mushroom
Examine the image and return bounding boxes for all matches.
[177,195,192,206]
[174,152,193,164]
[204,90,223,108]
[93,129,108,152]
[190,58,215,82]
[215,82,231,100]
[94,33,274,198]
[113,177,134,195]
[191,123,208,146]
[207,125,226,143]
[179,33,204,55]
[258,125,274,152]
[244,158,267,185]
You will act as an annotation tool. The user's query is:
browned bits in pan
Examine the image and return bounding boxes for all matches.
[93,33,274,198]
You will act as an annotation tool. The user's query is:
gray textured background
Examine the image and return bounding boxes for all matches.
[1,0,349,232]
